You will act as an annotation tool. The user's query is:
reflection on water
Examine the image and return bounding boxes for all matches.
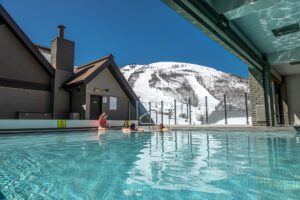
[0,130,299,199]
[123,131,300,199]
[125,132,228,195]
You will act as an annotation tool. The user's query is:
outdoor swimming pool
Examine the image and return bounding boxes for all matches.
[0,130,299,199]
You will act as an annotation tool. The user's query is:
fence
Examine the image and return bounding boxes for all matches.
[137,93,251,126]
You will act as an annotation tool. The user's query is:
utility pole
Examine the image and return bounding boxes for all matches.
[224,94,227,125]
[189,98,192,125]
[149,102,152,123]
[174,99,177,125]
[205,96,208,124]
[161,101,164,124]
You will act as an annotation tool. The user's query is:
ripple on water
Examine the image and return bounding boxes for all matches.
[0,130,299,199]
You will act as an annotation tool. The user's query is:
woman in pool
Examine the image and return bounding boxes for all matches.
[98,112,108,130]
[123,121,130,128]
[122,121,131,133]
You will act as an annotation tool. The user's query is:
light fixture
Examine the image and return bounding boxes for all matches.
[94,88,109,93]
[272,23,300,37]
[290,60,300,66]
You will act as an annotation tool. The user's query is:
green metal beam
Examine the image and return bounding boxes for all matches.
[263,63,274,126]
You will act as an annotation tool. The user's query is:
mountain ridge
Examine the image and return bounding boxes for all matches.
[121,62,249,124]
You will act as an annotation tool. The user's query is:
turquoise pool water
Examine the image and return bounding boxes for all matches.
[0,130,300,199]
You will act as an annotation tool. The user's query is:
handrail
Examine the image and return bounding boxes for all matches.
[139,110,156,125]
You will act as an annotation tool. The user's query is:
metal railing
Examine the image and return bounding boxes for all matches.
[136,93,251,126]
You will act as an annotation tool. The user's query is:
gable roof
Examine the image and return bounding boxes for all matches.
[0,5,54,76]
[65,54,113,86]
[64,54,139,102]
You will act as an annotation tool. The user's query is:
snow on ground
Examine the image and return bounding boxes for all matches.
[122,62,249,125]
[214,117,252,125]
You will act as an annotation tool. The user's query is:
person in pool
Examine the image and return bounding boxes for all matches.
[122,122,144,133]
[130,123,137,131]
[123,120,130,128]
[98,112,108,129]
[158,123,168,132]
[122,121,131,133]
[131,123,144,132]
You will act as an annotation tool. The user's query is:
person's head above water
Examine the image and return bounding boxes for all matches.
[159,123,164,129]
[124,121,129,128]
[130,123,136,130]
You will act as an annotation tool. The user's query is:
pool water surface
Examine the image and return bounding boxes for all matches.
[0,130,299,199]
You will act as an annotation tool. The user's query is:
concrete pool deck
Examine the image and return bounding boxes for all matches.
[0,120,136,134]
[140,125,298,132]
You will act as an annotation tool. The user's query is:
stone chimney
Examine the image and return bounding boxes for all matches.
[51,25,74,119]
[50,25,74,73]
[58,25,65,38]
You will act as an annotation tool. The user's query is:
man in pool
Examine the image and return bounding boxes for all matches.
[130,123,137,131]
[122,122,144,133]
[158,123,168,132]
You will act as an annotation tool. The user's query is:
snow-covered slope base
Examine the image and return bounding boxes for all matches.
[122,62,250,125]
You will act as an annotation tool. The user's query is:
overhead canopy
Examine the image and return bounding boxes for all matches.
[163,0,300,75]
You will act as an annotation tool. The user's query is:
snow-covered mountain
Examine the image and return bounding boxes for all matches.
[121,62,249,125]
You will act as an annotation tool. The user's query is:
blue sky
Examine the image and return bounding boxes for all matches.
[1,0,248,77]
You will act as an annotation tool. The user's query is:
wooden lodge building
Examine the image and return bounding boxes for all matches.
[0,5,139,120]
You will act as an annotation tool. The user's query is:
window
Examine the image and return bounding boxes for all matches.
[109,97,117,110]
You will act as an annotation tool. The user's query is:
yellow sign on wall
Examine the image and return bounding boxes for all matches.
[57,120,67,128]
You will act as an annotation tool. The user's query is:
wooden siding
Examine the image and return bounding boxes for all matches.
[0,19,53,119]
[0,86,51,119]
[0,22,52,85]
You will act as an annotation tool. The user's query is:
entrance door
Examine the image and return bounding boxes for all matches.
[90,95,102,120]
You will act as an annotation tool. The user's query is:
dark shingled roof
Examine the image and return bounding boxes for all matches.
[65,54,113,86]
